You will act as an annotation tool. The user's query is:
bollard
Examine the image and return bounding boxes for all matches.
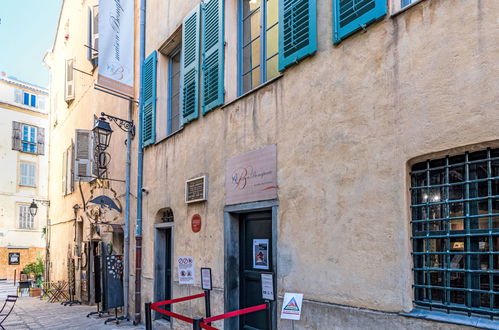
[13,269,16,287]
[145,302,152,330]
[192,318,203,330]
[204,290,211,324]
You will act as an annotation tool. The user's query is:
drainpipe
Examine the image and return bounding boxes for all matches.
[123,100,132,317]
[134,0,146,324]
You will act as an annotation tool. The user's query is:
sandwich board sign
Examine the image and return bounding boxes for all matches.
[280,293,303,320]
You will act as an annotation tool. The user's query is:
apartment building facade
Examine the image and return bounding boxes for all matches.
[130,0,499,329]
[44,0,137,305]
[0,74,48,280]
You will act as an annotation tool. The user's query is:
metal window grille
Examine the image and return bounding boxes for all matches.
[411,148,499,319]
[161,208,174,223]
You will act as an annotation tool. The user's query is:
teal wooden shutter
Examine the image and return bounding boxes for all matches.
[141,51,157,147]
[201,0,224,114]
[278,0,317,71]
[333,0,386,44]
[181,5,201,124]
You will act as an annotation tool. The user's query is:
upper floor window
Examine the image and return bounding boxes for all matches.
[65,58,75,102]
[240,0,279,94]
[168,48,182,135]
[19,204,34,229]
[19,162,36,187]
[12,122,45,155]
[401,0,415,8]
[411,148,499,318]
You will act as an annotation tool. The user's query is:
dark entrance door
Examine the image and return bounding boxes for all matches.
[239,211,272,330]
[154,227,172,320]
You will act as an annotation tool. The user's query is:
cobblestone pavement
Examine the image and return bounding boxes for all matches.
[0,281,144,330]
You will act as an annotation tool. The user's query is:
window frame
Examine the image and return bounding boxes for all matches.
[167,46,183,136]
[19,162,36,187]
[410,148,499,319]
[18,204,35,230]
[391,0,423,15]
[20,124,37,154]
[238,0,279,96]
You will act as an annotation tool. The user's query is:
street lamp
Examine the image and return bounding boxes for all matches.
[93,116,113,151]
[29,200,38,217]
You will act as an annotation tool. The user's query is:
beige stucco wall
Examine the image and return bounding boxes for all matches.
[45,0,136,296]
[0,78,48,278]
[137,0,499,327]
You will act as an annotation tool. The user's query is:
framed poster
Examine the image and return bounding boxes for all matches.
[253,239,269,270]
[201,267,212,291]
[9,253,20,265]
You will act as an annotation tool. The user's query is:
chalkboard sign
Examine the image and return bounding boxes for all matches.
[101,251,124,310]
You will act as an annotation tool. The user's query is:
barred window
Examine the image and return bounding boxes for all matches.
[411,148,499,318]
[19,205,34,230]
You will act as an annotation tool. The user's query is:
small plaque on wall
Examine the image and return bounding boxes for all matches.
[9,253,20,265]
[185,176,207,203]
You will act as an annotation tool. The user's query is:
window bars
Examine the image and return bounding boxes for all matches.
[411,148,499,319]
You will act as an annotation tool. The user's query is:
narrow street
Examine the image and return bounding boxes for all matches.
[0,281,143,330]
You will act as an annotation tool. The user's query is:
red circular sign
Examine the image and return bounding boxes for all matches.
[191,214,202,233]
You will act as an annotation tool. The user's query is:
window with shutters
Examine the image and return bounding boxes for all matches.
[19,91,38,108]
[168,48,182,135]
[141,51,157,146]
[65,59,75,101]
[88,5,99,61]
[333,0,386,44]
[62,144,75,195]
[411,148,499,319]
[240,0,279,94]
[75,130,94,182]
[21,124,37,154]
[18,204,34,230]
[19,162,36,187]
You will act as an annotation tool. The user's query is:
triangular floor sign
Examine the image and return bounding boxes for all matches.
[284,297,300,311]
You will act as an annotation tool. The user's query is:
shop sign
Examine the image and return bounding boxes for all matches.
[185,176,207,203]
[8,253,20,265]
[98,0,135,96]
[191,214,202,233]
[280,293,303,320]
[226,145,277,205]
[177,257,195,285]
[201,267,212,291]
[261,273,274,300]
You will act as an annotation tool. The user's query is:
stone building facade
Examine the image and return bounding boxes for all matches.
[130,0,499,329]
[44,0,137,305]
[0,74,48,280]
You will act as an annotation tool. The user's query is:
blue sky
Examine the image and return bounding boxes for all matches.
[0,0,62,88]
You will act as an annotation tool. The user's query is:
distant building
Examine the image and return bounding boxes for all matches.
[0,73,48,280]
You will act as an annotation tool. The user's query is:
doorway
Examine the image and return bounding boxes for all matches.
[224,201,278,330]
[154,225,173,321]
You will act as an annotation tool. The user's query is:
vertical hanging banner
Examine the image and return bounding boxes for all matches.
[98,0,135,97]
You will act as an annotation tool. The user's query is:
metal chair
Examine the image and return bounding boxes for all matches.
[0,295,18,330]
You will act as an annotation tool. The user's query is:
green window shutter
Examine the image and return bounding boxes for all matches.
[333,0,386,44]
[278,0,317,71]
[201,0,224,114]
[181,5,201,124]
[141,51,157,147]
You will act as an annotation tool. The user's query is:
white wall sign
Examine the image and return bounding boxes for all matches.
[177,256,195,285]
[253,239,269,270]
[261,273,274,300]
[201,267,212,291]
[98,0,134,96]
[226,145,277,205]
[280,293,303,320]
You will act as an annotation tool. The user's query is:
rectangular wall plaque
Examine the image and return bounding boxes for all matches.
[185,175,207,203]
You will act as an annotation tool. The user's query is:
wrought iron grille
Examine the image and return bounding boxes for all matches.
[411,148,499,319]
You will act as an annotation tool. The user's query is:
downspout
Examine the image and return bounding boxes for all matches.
[134,0,146,324]
[123,100,132,317]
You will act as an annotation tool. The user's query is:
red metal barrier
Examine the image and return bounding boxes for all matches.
[203,304,267,324]
[149,293,207,327]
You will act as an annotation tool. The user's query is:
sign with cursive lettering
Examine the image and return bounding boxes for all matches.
[98,0,134,96]
[226,145,277,205]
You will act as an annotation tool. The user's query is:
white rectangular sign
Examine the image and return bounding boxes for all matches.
[201,268,212,290]
[280,293,303,320]
[98,0,134,96]
[261,273,274,300]
[177,256,195,285]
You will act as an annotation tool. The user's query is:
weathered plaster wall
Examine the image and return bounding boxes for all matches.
[138,0,498,327]
[0,247,45,280]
